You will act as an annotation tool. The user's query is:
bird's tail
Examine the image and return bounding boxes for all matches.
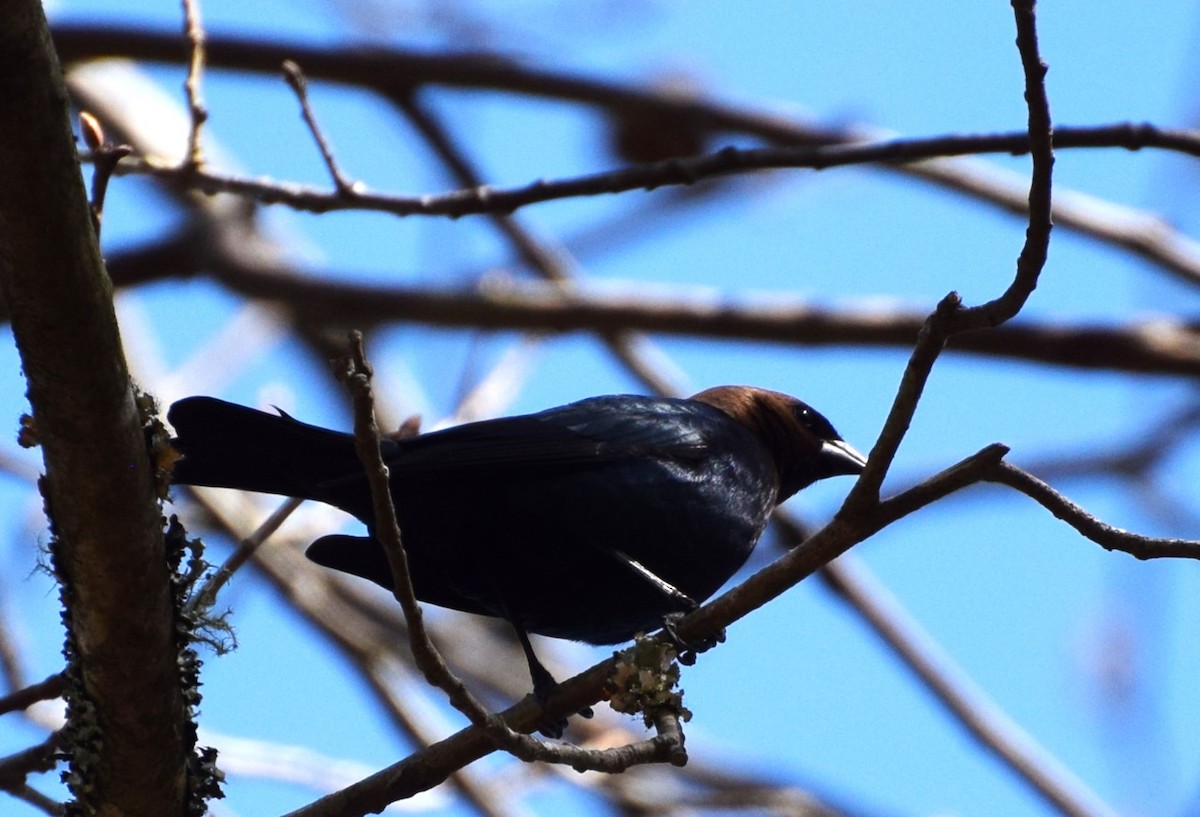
[168,396,364,503]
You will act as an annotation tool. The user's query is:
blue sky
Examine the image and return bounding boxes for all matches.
[6,2,1200,816]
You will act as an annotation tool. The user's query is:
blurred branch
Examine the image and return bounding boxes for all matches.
[0,733,61,800]
[7,783,62,816]
[394,89,687,396]
[0,675,66,718]
[185,496,302,614]
[818,553,1119,817]
[179,0,207,169]
[49,24,1200,288]
[1016,400,1200,483]
[87,239,1200,377]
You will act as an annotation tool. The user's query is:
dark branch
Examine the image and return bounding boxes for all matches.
[986,461,1200,560]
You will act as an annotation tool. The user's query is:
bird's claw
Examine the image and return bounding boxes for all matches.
[660,612,726,665]
[531,668,593,738]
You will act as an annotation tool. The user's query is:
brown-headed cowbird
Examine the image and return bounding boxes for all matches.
[168,387,864,720]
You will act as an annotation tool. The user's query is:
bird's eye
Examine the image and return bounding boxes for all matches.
[794,403,837,439]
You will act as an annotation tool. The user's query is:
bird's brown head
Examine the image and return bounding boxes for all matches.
[691,386,866,503]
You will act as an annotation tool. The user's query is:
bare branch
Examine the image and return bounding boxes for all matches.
[821,556,1119,817]
[395,91,687,396]
[0,675,66,718]
[179,0,207,169]
[51,24,1200,289]
[90,238,1200,378]
[340,332,497,727]
[282,60,359,197]
[185,496,303,614]
[0,733,61,796]
[8,784,63,816]
[960,0,1054,329]
[986,461,1200,560]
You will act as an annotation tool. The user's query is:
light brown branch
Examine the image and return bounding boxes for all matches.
[340,332,496,727]
[185,496,303,614]
[179,0,207,169]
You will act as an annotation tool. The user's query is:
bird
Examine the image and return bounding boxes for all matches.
[168,386,865,727]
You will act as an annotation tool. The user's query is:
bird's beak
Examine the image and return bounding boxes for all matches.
[817,438,868,478]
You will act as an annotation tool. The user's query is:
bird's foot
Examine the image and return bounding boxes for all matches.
[660,612,726,666]
[530,670,593,739]
[514,623,594,737]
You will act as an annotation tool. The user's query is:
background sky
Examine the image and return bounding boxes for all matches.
[5,2,1200,816]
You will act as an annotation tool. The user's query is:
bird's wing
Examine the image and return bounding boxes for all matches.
[384,396,717,475]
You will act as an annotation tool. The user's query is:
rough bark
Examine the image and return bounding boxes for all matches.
[0,2,187,815]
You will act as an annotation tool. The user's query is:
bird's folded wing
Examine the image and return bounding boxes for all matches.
[382,399,716,475]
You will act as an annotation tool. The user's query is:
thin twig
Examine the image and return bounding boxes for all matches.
[91,129,1096,220]
[53,25,1200,288]
[847,0,1055,508]
[339,332,496,727]
[179,0,208,170]
[282,60,359,196]
[77,111,131,238]
[843,292,961,511]
[185,496,304,614]
[961,0,1054,329]
[986,461,1200,560]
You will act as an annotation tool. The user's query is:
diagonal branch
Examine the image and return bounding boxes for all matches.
[820,555,1120,817]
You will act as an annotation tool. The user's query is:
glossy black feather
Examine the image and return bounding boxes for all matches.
[169,389,864,645]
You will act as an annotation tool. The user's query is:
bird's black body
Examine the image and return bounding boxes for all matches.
[169,387,864,718]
